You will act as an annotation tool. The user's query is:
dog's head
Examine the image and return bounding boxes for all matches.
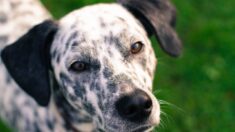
[1,0,182,131]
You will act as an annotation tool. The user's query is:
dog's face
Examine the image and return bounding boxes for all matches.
[2,0,182,131]
[51,4,159,131]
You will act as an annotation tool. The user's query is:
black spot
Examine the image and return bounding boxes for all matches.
[67,32,78,44]
[10,1,21,8]
[140,58,147,68]
[99,17,106,28]
[66,31,78,51]
[51,49,57,59]
[98,116,103,125]
[92,40,102,46]
[74,82,86,98]
[97,128,105,132]
[107,81,117,93]
[71,41,78,47]
[83,102,96,115]
[0,13,8,23]
[13,88,21,96]
[147,67,153,77]
[144,78,147,83]
[46,118,54,130]
[104,34,129,58]
[50,48,61,64]
[107,49,113,57]
[90,81,101,91]
[75,115,93,123]
[103,57,114,72]
[70,94,78,101]
[34,122,41,132]
[0,35,8,45]
[59,72,73,85]
[70,23,77,29]
[25,119,31,131]
[77,34,86,44]
[117,16,125,22]
[103,32,115,45]
[97,92,104,111]
[24,99,32,106]
[103,67,113,78]
[56,53,61,63]
[5,74,12,83]
[11,105,21,128]
[34,110,38,118]
[90,58,101,72]
[71,35,86,48]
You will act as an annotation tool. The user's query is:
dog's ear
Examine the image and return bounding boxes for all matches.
[117,0,182,57]
[1,20,58,106]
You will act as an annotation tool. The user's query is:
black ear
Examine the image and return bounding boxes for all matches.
[1,20,58,106]
[117,0,182,57]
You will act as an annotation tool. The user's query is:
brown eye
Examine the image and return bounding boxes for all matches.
[131,41,144,54]
[70,61,86,72]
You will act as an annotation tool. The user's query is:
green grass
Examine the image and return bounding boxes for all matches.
[1,0,235,131]
[0,119,10,132]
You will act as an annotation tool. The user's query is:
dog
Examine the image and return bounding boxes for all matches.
[0,0,182,131]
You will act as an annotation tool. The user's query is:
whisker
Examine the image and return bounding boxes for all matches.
[158,99,184,112]
[153,89,162,95]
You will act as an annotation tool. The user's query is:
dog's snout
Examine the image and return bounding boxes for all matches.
[115,89,152,122]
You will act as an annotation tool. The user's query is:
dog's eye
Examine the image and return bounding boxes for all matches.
[131,41,144,54]
[70,61,86,72]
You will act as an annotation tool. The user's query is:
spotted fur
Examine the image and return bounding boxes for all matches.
[0,0,181,131]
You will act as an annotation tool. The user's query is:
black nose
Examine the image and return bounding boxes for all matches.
[115,89,153,122]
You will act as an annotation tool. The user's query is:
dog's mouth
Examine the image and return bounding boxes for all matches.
[131,125,154,132]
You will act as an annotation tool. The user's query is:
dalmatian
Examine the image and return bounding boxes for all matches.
[0,0,182,131]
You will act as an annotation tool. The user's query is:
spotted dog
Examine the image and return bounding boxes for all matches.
[0,0,182,131]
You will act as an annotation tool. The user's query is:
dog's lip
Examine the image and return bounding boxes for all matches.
[131,125,154,132]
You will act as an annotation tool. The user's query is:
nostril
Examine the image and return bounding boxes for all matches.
[144,99,152,111]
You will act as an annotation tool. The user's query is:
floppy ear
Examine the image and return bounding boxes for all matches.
[1,20,58,106]
[117,0,182,57]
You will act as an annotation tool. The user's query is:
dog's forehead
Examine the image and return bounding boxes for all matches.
[59,4,147,38]
[51,3,152,65]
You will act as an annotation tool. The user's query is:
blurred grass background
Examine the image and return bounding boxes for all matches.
[1,0,235,131]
